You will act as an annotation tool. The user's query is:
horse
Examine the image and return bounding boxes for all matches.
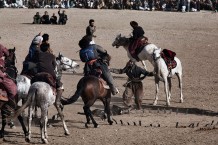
[112,34,183,106]
[61,53,113,128]
[14,81,69,144]
[0,47,28,139]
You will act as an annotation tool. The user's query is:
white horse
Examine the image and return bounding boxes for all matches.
[112,34,183,106]
[17,52,80,103]
[15,82,69,144]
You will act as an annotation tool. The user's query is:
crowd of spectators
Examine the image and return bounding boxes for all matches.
[2,0,218,12]
[33,9,68,24]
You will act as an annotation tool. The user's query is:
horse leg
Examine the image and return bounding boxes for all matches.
[17,115,28,138]
[0,110,7,138]
[83,105,91,128]
[168,77,172,100]
[141,60,147,70]
[153,76,160,106]
[163,77,170,106]
[83,101,97,128]
[54,89,70,135]
[103,94,113,125]
[176,73,183,103]
[25,105,34,143]
[40,107,48,144]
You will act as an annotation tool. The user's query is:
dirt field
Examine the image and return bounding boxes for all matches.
[0,8,218,145]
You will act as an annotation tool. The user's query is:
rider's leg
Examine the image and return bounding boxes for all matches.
[100,64,119,95]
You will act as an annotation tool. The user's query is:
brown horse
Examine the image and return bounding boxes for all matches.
[61,53,113,128]
[0,47,28,139]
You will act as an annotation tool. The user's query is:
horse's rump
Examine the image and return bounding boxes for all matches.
[31,72,56,91]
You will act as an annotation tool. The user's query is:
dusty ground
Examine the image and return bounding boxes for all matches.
[0,8,218,145]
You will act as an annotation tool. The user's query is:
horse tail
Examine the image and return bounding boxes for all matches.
[61,78,84,105]
[13,87,36,119]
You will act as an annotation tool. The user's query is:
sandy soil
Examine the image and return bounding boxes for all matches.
[0,8,218,145]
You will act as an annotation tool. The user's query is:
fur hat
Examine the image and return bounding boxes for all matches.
[89,19,94,24]
[32,36,43,45]
[42,34,49,42]
[40,43,50,52]
[130,21,138,27]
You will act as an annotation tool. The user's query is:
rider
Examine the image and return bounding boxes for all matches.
[21,32,43,76]
[110,60,153,110]
[79,35,119,95]
[129,21,148,60]
[32,42,64,107]
[0,44,17,110]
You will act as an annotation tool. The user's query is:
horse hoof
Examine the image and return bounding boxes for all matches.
[85,123,89,128]
[94,124,99,128]
[109,121,113,125]
[25,138,30,143]
[10,125,16,129]
[52,114,58,120]
[153,102,157,106]
[42,139,48,144]
[180,99,184,103]
[64,130,70,136]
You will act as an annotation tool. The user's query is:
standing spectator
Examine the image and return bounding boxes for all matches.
[41,11,51,24]
[33,12,41,24]
[50,13,57,24]
[86,19,96,44]
[58,9,68,25]
[187,0,191,11]
[110,60,153,110]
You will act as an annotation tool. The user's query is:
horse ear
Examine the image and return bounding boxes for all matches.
[119,33,121,37]
[58,52,62,57]
[13,47,15,51]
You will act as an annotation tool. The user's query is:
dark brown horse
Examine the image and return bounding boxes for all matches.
[0,47,28,139]
[61,53,113,128]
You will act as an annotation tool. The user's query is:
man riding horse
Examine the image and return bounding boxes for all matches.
[79,35,119,96]
[61,35,119,105]
[129,21,148,61]
[0,43,17,111]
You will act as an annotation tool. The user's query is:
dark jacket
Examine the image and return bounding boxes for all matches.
[132,26,145,40]
[36,51,56,79]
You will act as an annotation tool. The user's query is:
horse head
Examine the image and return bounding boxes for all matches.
[5,47,17,80]
[56,52,80,73]
[112,34,129,48]
[153,48,162,61]
[5,47,16,66]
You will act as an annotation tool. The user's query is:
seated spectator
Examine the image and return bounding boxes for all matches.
[203,0,213,10]
[41,11,51,24]
[33,12,41,24]
[50,13,57,24]
[58,9,68,25]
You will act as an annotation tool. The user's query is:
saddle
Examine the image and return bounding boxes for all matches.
[31,72,56,94]
[128,36,148,61]
[161,49,177,70]
[99,78,110,89]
